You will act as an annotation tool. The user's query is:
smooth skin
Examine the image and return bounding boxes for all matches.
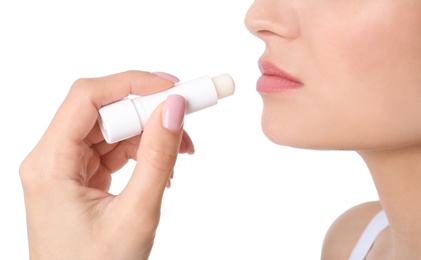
[20,1,421,259]
[245,0,421,259]
[19,71,194,259]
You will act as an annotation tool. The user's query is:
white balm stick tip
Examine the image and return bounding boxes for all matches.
[211,73,235,99]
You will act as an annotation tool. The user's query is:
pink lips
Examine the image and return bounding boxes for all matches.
[257,61,302,93]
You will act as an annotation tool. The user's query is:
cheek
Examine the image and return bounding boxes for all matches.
[314,1,421,95]
[311,3,404,86]
[294,3,421,149]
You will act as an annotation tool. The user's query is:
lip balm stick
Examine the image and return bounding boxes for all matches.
[98,73,235,144]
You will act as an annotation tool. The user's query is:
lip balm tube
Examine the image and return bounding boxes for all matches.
[98,73,235,144]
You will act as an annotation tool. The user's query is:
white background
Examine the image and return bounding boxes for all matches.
[0,1,378,259]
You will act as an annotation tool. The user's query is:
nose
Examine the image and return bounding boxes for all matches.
[245,0,300,40]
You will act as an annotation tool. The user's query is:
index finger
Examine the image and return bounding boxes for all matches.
[46,71,177,143]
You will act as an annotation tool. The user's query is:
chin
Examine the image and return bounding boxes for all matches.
[260,113,355,151]
[260,114,317,149]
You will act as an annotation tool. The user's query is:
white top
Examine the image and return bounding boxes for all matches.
[349,210,389,260]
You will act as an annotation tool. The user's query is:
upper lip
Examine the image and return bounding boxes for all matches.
[258,60,302,84]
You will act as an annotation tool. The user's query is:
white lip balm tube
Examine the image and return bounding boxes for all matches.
[98,73,235,144]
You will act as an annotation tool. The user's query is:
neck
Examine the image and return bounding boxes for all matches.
[358,145,421,259]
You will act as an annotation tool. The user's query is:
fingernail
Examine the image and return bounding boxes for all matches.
[153,72,180,83]
[162,95,185,132]
[182,131,195,154]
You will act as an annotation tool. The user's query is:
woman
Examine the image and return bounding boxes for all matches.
[20,1,421,259]
[245,1,421,259]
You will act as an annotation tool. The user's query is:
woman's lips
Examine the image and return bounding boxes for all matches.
[257,60,302,93]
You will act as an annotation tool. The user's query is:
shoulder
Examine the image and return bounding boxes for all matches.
[321,201,383,260]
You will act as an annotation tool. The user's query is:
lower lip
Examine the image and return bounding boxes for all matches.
[256,75,302,93]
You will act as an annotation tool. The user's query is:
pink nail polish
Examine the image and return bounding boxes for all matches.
[162,95,186,132]
[153,72,180,83]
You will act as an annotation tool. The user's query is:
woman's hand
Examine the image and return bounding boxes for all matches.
[19,71,194,260]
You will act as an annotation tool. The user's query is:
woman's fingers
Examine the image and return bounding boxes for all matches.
[179,130,195,154]
[47,71,177,144]
[118,95,185,217]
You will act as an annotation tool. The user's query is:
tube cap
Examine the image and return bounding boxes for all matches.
[98,99,142,143]
[211,73,235,99]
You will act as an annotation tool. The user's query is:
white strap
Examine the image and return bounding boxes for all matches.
[349,210,389,260]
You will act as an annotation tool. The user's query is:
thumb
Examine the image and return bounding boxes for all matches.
[119,94,185,214]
